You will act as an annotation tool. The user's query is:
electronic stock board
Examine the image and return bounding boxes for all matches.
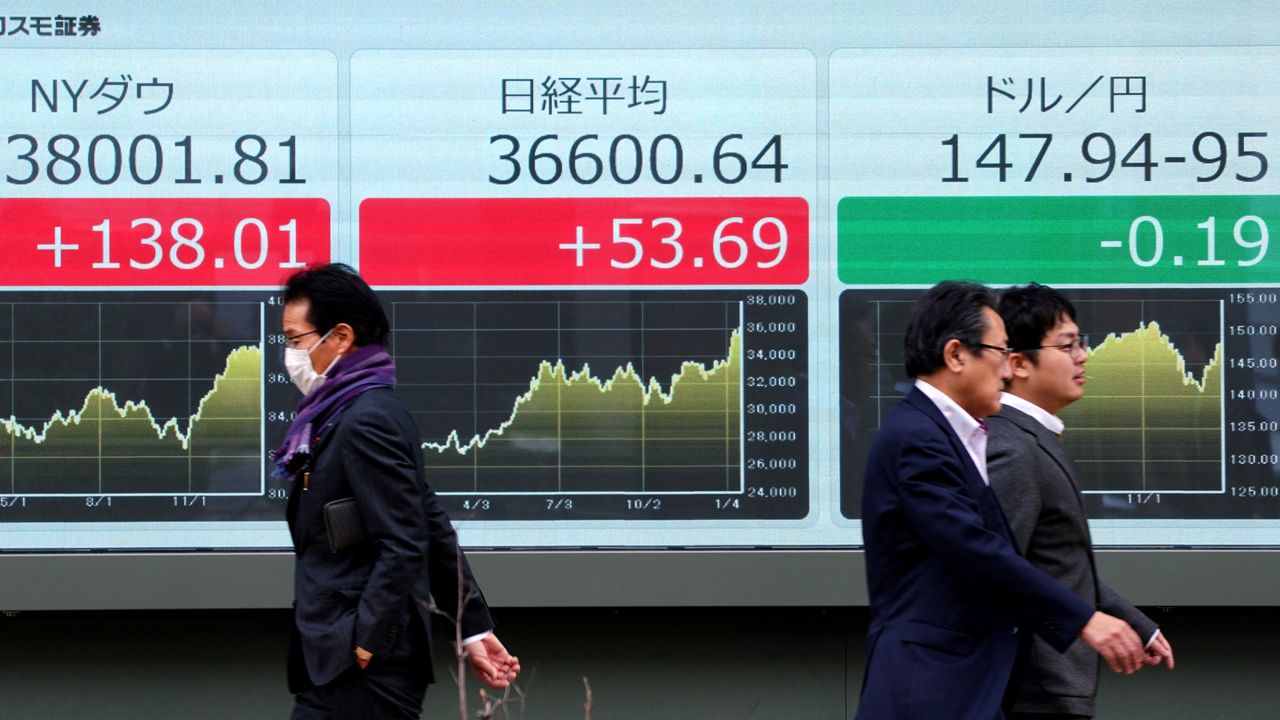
[1,3,1278,607]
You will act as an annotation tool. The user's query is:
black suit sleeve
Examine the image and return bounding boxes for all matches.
[339,402,495,655]
[985,427,1042,557]
[895,431,1094,650]
[341,403,429,656]
[1098,581,1159,643]
[421,477,494,640]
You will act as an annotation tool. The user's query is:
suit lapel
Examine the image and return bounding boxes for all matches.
[903,387,988,492]
[999,407,1078,491]
[312,415,343,455]
[999,404,1101,588]
[1003,407,1090,509]
[285,414,346,551]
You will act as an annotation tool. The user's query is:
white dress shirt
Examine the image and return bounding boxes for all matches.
[914,379,989,485]
[999,391,1064,435]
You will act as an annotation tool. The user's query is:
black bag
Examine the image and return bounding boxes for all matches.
[323,497,367,553]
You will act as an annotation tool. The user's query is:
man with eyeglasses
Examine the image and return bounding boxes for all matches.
[987,284,1175,720]
[274,264,519,719]
[855,281,1147,720]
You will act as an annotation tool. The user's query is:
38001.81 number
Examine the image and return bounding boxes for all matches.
[6,133,305,186]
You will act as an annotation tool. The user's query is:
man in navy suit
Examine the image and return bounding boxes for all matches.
[855,281,1147,720]
[275,264,519,719]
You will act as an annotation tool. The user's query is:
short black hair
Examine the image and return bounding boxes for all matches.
[998,283,1077,362]
[282,263,389,346]
[903,281,998,378]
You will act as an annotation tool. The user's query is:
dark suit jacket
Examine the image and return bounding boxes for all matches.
[988,404,1158,717]
[856,387,1095,720]
[286,387,493,690]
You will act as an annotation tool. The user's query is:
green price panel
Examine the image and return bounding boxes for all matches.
[838,196,1280,285]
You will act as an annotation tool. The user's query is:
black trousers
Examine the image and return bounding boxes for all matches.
[290,662,427,720]
[290,616,431,720]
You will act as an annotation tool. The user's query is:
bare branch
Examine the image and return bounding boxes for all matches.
[490,665,532,719]
[506,665,534,719]
[424,534,542,719]
[456,543,468,720]
[475,688,494,720]
[583,677,593,720]
[473,675,528,720]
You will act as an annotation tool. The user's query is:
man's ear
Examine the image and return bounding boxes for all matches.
[1008,351,1034,380]
[330,322,357,353]
[941,338,968,373]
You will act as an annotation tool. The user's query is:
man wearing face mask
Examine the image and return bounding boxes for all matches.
[273,263,519,720]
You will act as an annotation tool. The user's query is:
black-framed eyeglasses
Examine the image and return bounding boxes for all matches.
[1026,336,1089,357]
[284,329,320,348]
[974,343,1012,358]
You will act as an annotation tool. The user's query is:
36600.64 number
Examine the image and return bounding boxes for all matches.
[490,133,785,185]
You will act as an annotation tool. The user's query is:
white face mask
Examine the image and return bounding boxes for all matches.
[284,328,337,395]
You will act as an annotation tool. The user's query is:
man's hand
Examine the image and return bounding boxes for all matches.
[354,645,373,670]
[466,633,521,689]
[1080,611,1145,675]
[1144,631,1175,670]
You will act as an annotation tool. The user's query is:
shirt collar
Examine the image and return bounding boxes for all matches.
[999,391,1066,435]
[915,378,983,441]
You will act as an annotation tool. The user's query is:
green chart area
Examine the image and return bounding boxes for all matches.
[1,346,263,496]
[1061,322,1223,493]
[424,331,742,494]
[840,290,1234,520]
[390,291,808,522]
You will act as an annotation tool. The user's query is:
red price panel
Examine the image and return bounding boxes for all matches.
[360,197,807,285]
[0,198,328,286]
[1,50,337,284]
[352,50,816,287]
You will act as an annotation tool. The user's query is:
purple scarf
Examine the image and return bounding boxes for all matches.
[271,343,396,478]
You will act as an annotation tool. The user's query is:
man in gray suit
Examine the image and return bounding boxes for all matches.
[988,284,1176,720]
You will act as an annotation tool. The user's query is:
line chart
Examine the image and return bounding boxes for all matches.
[384,290,808,521]
[0,299,264,497]
[840,288,1277,522]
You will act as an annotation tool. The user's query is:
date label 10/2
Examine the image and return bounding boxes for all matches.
[0,198,329,286]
